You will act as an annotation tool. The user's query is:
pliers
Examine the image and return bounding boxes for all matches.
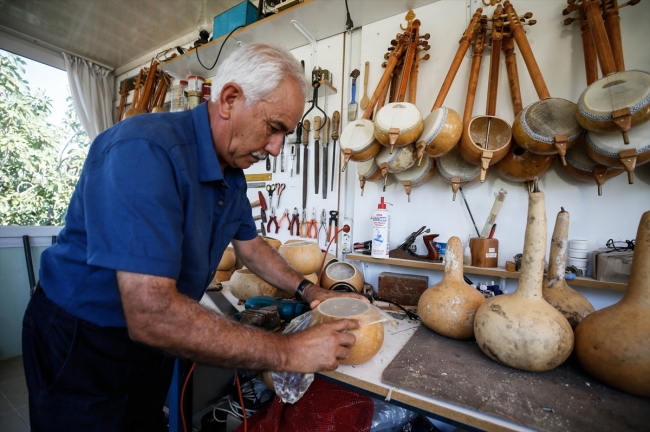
[289,207,300,236]
[276,208,289,233]
[318,209,327,246]
[299,208,309,238]
[307,208,318,239]
[266,207,278,234]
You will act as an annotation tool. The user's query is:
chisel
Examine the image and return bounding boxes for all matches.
[280,135,285,172]
[295,122,302,175]
[322,115,329,198]
[330,111,340,192]
[313,116,321,195]
[302,119,310,210]
[290,145,295,177]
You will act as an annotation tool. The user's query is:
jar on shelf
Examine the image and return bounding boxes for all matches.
[187,75,205,93]
[170,79,188,112]
[187,91,202,109]
[202,79,211,103]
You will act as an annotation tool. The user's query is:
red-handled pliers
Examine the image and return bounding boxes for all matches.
[276,208,289,233]
[289,207,300,236]
[307,208,318,239]
[267,207,278,234]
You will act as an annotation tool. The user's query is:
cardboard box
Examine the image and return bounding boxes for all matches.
[213,1,259,40]
[377,272,428,306]
[593,249,634,284]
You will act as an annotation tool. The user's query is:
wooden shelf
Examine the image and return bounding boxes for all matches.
[346,253,628,291]
[160,0,437,78]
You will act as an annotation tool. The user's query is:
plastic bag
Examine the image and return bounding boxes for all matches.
[270,312,315,404]
[370,398,418,432]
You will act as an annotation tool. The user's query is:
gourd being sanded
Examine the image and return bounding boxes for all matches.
[542,208,595,329]
[310,298,385,365]
[574,211,650,397]
[473,181,574,372]
[418,236,485,339]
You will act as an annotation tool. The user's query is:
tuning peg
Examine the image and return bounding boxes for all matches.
[564,16,578,25]
[391,39,398,46]
[421,53,431,61]
[523,19,537,26]
[420,40,429,48]
[419,33,430,40]
[381,61,387,68]
[619,0,641,7]
[567,0,576,4]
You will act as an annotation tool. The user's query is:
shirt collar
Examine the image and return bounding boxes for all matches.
[192,102,224,183]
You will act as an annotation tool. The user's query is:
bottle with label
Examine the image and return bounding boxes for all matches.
[371,197,391,259]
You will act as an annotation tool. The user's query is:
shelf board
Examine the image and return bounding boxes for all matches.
[346,253,628,291]
[160,0,438,78]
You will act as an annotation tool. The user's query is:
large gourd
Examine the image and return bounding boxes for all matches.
[574,211,650,397]
[473,181,574,372]
[543,208,595,328]
[418,236,485,339]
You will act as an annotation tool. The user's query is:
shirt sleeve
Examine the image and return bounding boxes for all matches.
[83,139,185,279]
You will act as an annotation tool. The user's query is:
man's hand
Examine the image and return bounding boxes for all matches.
[283,319,360,373]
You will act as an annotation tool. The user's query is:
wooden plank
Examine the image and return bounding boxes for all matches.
[378,272,429,305]
[382,326,650,432]
[346,253,628,291]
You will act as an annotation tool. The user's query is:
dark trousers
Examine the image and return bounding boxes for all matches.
[22,286,176,432]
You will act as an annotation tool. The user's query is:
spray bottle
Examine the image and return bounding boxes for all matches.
[371,197,391,259]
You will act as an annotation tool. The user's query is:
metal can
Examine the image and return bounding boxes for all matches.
[201,82,211,103]
[186,75,205,93]
[187,91,202,109]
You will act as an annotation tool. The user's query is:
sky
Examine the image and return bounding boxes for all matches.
[2,49,71,127]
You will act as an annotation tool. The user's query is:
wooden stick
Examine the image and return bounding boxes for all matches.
[580,6,599,85]
[601,0,625,72]
[137,59,159,110]
[581,0,617,76]
[503,35,524,116]
[131,69,144,110]
[432,8,484,110]
[362,40,406,119]
[504,1,551,100]
[463,18,487,125]
[486,5,504,116]
[396,20,420,102]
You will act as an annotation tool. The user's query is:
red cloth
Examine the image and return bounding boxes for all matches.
[236,377,374,432]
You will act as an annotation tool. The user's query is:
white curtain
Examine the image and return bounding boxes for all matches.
[63,53,114,141]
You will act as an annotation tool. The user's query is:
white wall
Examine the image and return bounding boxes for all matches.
[340,0,649,309]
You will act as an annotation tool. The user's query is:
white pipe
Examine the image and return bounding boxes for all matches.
[291,20,317,72]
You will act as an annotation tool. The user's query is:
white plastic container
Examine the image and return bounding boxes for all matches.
[568,257,588,268]
[568,249,589,259]
[569,239,589,250]
[371,197,390,259]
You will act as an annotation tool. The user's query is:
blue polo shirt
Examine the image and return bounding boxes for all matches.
[39,103,258,327]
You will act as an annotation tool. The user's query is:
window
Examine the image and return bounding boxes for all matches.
[0,50,90,226]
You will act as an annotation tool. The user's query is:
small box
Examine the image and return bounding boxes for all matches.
[213,1,259,40]
[593,249,633,284]
[469,238,498,268]
[378,272,428,306]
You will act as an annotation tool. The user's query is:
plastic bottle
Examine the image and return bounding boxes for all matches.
[371,197,391,259]
[170,79,188,112]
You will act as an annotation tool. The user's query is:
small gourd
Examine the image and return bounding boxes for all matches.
[473,181,574,372]
[418,236,485,339]
[574,211,650,397]
[542,208,595,328]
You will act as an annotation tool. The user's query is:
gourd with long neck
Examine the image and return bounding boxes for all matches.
[418,236,485,339]
[574,211,650,397]
[473,182,574,372]
[543,208,595,328]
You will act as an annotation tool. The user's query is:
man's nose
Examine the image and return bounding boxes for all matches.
[266,134,284,157]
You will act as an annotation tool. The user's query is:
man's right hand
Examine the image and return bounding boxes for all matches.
[282,319,360,373]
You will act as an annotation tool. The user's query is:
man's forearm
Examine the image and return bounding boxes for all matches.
[117,271,291,371]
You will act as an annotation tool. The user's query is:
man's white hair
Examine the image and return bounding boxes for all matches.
[210,44,308,107]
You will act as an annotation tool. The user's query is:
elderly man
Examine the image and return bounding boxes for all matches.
[23,44,362,431]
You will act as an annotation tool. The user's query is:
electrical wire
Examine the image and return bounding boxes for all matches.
[316,225,350,286]
[344,0,354,31]
[181,362,196,432]
[195,25,246,71]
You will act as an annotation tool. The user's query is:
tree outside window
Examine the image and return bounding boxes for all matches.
[0,51,90,226]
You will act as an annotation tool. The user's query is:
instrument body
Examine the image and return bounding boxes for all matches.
[436,146,481,198]
[421,107,463,158]
[585,121,650,170]
[356,159,383,182]
[373,102,424,148]
[375,144,417,174]
[339,119,382,169]
[393,156,436,200]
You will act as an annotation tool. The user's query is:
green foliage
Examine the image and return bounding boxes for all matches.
[0,52,90,226]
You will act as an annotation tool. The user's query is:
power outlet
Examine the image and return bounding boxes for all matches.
[341,217,353,253]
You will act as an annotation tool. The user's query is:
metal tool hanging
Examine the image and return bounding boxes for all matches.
[302,119,310,212]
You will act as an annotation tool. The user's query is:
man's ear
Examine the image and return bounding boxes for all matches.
[218,83,242,120]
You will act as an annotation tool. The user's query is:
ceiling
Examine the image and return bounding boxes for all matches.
[0,0,251,70]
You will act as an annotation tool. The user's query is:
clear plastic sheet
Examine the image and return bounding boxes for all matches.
[270,312,314,404]
[271,299,397,403]
[370,398,418,432]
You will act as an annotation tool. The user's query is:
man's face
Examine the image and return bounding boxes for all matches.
[220,79,304,170]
